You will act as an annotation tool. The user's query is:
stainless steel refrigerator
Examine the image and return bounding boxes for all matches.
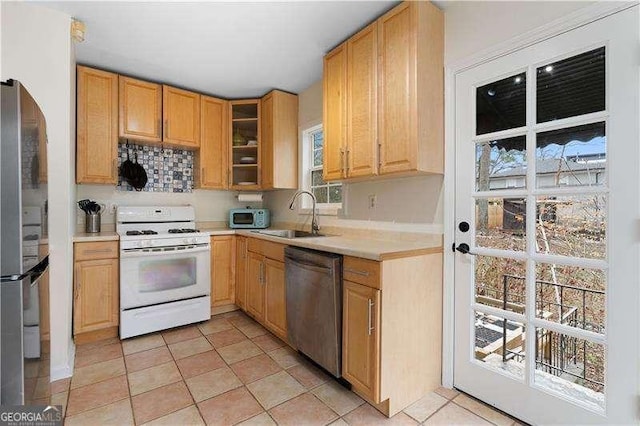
[1,80,49,405]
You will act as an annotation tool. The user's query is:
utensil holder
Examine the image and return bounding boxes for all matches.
[85,213,101,233]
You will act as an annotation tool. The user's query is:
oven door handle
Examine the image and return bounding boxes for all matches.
[120,245,211,258]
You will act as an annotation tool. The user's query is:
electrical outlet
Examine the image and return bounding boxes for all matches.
[368,194,377,209]
[109,203,117,214]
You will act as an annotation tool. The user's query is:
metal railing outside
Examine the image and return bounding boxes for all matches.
[476,275,605,390]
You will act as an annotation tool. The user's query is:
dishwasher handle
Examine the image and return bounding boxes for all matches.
[285,256,332,274]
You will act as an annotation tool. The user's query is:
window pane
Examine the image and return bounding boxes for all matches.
[329,185,342,203]
[475,312,525,380]
[311,170,326,187]
[312,186,328,204]
[476,136,526,191]
[535,263,605,334]
[534,328,604,411]
[475,256,527,313]
[313,131,324,150]
[476,72,526,135]
[536,122,606,188]
[476,198,526,251]
[537,47,605,123]
[536,195,606,260]
[536,123,607,188]
[313,148,323,167]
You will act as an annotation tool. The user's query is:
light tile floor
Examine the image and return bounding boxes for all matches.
[44,311,524,425]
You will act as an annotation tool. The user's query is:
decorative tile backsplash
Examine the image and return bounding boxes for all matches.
[117,143,193,193]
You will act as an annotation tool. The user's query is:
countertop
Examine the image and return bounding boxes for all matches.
[73,226,442,261]
[235,230,442,261]
[73,231,120,242]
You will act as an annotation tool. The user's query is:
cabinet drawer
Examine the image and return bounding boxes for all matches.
[74,241,119,261]
[343,256,380,289]
[247,238,285,262]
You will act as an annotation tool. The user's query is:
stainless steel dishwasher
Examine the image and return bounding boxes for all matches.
[285,246,343,377]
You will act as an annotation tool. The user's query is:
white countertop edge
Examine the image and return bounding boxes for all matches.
[73,228,442,260]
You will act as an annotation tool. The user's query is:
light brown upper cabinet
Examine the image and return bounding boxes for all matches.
[197,96,229,189]
[119,76,162,143]
[77,66,119,184]
[346,22,378,178]
[323,1,444,181]
[322,43,347,181]
[378,1,443,175]
[229,100,261,191]
[163,85,201,148]
[261,90,298,190]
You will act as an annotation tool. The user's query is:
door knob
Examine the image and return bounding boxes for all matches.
[453,243,475,255]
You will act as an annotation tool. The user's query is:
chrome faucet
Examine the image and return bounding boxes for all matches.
[288,190,320,235]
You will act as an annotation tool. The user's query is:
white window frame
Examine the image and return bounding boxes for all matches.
[299,123,342,216]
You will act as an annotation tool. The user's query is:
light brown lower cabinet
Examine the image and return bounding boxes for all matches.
[73,241,119,338]
[211,235,236,307]
[343,280,380,402]
[341,252,443,417]
[263,258,287,340]
[246,250,265,321]
[238,238,287,341]
[235,236,248,309]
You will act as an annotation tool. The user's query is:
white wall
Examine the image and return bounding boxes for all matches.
[76,185,253,227]
[1,3,76,380]
[443,1,595,65]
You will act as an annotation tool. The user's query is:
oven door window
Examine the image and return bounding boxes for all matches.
[139,257,197,292]
[233,212,254,225]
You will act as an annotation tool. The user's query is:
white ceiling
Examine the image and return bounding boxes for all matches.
[37,1,400,98]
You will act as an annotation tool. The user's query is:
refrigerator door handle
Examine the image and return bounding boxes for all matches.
[0,255,48,285]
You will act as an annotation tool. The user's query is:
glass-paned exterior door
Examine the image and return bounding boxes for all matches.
[454,6,639,424]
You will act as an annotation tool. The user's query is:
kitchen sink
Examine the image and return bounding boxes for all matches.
[252,229,325,239]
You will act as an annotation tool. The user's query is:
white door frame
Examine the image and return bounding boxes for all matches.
[441,1,637,389]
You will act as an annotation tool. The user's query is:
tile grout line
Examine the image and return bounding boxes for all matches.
[122,341,136,426]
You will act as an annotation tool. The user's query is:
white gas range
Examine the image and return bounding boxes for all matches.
[116,206,211,339]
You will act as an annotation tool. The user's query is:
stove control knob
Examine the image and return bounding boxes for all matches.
[140,240,152,248]
[184,238,197,245]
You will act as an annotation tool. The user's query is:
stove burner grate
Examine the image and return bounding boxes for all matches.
[126,230,159,236]
[168,228,199,234]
